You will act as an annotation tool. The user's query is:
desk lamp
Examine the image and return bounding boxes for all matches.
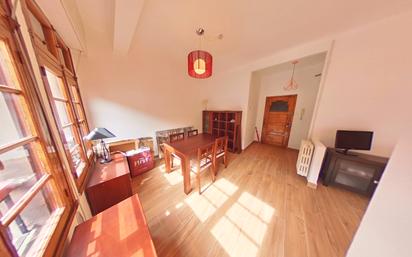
[85,128,115,164]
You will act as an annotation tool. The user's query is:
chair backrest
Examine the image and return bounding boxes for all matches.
[188,129,198,137]
[170,132,185,143]
[195,144,214,170]
[213,136,228,158]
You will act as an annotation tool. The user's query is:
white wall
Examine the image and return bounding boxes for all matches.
[197,68,254,149]
[244,73,260,146]
[310,10,412,157]
[252,57,325,149]
[200,39,332,149]
[347,123,412,257]
[78,55,202,153]
[202,9,412,159]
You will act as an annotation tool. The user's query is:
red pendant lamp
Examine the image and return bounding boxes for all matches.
[188,28,212,79]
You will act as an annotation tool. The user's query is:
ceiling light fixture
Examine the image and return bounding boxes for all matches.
[188,28,212,79]
[284,60,299,91]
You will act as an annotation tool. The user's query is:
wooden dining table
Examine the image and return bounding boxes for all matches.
[163,133,216,194]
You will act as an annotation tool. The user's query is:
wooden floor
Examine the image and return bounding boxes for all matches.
[132,143,369,257]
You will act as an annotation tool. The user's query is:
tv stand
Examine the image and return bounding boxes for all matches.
[321,148,388,196]
[335,149,358,156]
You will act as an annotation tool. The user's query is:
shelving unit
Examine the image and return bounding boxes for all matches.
[202,110,242,153]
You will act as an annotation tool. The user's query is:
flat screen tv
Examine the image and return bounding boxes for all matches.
[335,130,373,154]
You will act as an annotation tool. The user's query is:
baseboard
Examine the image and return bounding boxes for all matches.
[306,181,318,189]
[287,147,299,152]
[242,140,259,152]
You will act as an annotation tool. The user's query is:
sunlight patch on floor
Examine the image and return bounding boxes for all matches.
[213,178,239,195]
[184,178,237,223]
[211,216,258,257]
[184,191,219,222]
[160,166,183,185]
[238,192,275,223]
[226,203,268,245]
[202,185,230,208]
[210,191,275,257]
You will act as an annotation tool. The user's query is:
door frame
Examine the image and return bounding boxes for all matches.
[261,94,297,147]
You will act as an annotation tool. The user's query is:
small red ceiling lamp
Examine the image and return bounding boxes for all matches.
[188,28,212,79]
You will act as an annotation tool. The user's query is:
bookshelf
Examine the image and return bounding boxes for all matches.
[202,110,242,153]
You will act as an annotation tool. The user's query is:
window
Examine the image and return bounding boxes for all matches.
[66,77,92,157]
[43,68,87,178]
[24,0,59,60]
[0,13,74,257]
[22,0,91,190]
[56,36,74,74]
[269,100,289,112]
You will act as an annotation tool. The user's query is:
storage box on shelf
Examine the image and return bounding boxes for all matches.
[202,110,242,153]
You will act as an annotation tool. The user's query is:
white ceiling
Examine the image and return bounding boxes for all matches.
[36,0,412,72]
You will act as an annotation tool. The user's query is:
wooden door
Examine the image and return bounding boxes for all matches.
[262,95,297,147]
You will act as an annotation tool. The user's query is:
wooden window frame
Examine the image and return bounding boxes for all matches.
[64,74,92,159]
[0,2,77,256]
[20,0,92,192]
[40,65,89,188]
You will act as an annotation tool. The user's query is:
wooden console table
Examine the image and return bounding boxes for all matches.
[86,153,133,215]
[65,194,157,257]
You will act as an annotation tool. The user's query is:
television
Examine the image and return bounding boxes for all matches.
[335,130,373,154]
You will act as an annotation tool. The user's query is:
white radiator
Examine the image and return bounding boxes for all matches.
[296,140,314,177]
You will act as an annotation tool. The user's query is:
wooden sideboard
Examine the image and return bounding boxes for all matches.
[65,194,157,257]
[321,148,388,196]
[86,153,133,215]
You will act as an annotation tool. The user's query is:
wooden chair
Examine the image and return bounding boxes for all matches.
[191,144,215,194]
[187,129,198,137]
[169,132,185,168]
[169,132,185,142]
[213,136,228,175]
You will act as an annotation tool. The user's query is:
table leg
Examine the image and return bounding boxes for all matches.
[181,156,192,194]
[164,147,171,173]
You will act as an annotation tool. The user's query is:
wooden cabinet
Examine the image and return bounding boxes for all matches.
[86,153,133,215]
[202,110,242,153]
[322,148,388,196]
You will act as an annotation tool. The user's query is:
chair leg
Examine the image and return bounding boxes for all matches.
[212,160,217,176]
[210,167,216,182]
[171,156,174,168]
[224,154,228,168]
[197,172,201,194]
